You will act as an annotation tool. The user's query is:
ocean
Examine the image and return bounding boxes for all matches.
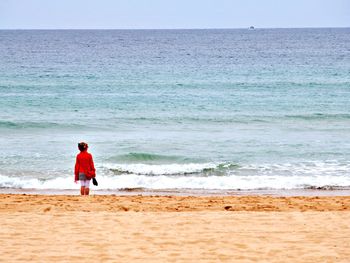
[0,28,349,192]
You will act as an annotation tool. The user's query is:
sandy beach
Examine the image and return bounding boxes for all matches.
[1,194,350,262]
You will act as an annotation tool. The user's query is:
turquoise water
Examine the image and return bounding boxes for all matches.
[0,29,349,190]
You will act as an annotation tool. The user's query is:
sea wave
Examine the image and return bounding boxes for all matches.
[1,173,349,190]
[105,161,239,176]
[284,113,350,121]
[107,163,216,175]
[1,113,349,131]
[0,120,84,129]
[100,114,350,125]
[1,161,349,190]
[104,160,350,177]
[107,152,192,163]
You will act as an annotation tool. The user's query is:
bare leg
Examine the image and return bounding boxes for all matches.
[80,186,85,195]
[84,187,90,195]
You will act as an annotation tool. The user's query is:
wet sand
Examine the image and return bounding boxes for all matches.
[1,188,350,196]
[1,194,350,262]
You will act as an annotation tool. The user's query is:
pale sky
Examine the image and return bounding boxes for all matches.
[0,0,349,29]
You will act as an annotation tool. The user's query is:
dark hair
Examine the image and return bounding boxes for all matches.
[78,142,88,152]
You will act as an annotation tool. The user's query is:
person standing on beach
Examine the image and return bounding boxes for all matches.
[74,142,96,195]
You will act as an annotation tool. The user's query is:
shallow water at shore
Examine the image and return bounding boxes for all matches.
[1,188,349,197]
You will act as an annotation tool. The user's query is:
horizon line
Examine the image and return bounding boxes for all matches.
[0,26,349,30]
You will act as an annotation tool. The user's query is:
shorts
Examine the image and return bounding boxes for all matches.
[79,173,87,180]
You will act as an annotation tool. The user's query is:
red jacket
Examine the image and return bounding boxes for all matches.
[74,151,96,181]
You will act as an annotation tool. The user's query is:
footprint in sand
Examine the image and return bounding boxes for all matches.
[43,207,51,212]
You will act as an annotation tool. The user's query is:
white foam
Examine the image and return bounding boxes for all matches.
[1,161,350,190]
[0,174,78,190]
[103,162,217,175]
[95,174,350,190]
[1,173,349,190]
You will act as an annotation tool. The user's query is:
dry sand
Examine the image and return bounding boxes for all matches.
[1,194,350,262]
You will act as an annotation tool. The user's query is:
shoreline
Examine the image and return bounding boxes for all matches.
[0,187,349,196]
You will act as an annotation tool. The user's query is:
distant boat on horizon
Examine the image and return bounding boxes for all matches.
[249,26,255,30]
